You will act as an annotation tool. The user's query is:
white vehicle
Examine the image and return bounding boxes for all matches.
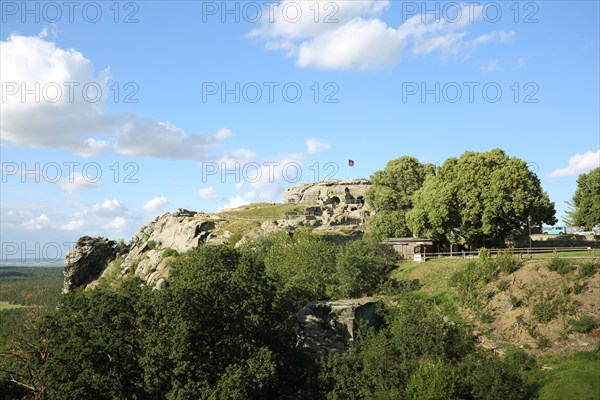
[574,230,594,236]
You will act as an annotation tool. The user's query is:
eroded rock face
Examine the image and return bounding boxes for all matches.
[63,236,116,293]
[283,179,371,208]
[296,299,379,361]
[120,209,215,286]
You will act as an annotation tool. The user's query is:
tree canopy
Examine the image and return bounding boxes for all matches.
[365,156,435,239]
[406,149,556,247]
[568,167,600,229]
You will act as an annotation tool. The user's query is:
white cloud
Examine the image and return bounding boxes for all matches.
[114,115,231,160]
[22,213,50,231]
[59,172,99,194]
[306,137,331,154]
[250,2,516,70]
[549,150,600,177]
[1,34,235,160]
[91,199,128,217]
[471,30,516,47]
[143,196,168,213]
[0,33,112,156]
[298,18,405,70]
[515,56,527,69]
[60,218,86,231]
[198,187,221,200]
[480,60,502,73]
[218,191,257,212]
[106,216,128,232]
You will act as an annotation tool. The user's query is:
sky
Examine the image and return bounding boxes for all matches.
[1,0,599,263]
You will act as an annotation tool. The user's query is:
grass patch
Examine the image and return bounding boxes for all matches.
[392,258,471,322]
[532,294,557,323]
[532,352,600,400]
[220,203,306,220]
[163,248,179,258]
[569,314,598,334]
[577,259,599,279]
[0,301,27,310]
[547,254,575,275]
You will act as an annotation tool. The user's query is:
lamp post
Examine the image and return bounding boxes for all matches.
[528,215,532,257]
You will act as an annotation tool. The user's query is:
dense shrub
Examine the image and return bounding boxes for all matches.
[532,294,557,323]
[319,294,530,400]
[569,314,598,333]
[327,238,399,299]
[495,248,522,274]
[547,253,574,275]
[577,259,599,279]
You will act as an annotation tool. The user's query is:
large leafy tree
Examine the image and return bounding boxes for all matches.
[407,149,556,247]
[139,245,282,399]
[365,156,435,238]
[264,229,338,316]
[569,167,600,229]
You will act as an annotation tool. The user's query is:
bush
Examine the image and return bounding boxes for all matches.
[496,280,510,292]
[450,258,497,309]
[509,295,521,308]
[327,238,399,299]
[536,335,551,349]
[228,232,243,249]
[532,295,557,323]
[162,248,179,258]
[495,249,521,274]
[578,259,599,279]
[569,314,598,333]
[450,262,482,309]
[378,278,421,295]
[264,229,338,313]
[547,253,574,275]
[405,360,460,400]
[146,240,157,250]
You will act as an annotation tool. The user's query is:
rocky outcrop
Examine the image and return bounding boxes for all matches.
[63,236,117,293]
[283,179,371,208]
[296,299,380,361]
[65,181,375,291]
[118,209,215,286]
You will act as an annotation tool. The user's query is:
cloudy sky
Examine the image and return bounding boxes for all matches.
[1,1,598,262]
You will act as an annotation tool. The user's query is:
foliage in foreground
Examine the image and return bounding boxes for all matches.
[319,295,535,400]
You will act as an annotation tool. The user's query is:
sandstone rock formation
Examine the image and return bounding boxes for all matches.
[296,299,379,361]
[283,179,370,208]
[64,181,375,291]
[63,236,117,293]
[117,209,216,286]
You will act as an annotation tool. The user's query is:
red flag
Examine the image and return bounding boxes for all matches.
[348,159,355,167]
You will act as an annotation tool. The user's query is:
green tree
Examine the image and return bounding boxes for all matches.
[570,167,600,229]
[264,229,338,315]
[327,238,399,299]
[139,245,283,399]
[365,156,435,239]
[37,279,148,400]
[407,149,556,247]
[319,295,473,399]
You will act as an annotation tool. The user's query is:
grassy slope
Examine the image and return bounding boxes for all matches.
[212,203,307,236]
[392,257,600,400]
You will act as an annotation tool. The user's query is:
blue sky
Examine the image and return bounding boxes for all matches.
[1,1,599,262]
